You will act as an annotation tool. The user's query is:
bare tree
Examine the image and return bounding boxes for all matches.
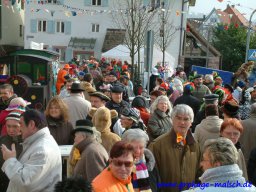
[111,0,157,80]
[153,1,180,66]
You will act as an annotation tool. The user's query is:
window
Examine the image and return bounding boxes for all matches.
[38,20,47,32]
[210,18,217,23]
[54,47,66,61]
[56,21,65,33]
[47,0,58,4]
[92,0,101,6]
[92,24,99,32]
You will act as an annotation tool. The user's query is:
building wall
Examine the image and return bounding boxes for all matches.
[24,0,186,67]
[0,1,24,46]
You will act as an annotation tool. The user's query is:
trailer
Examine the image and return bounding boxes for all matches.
[0,49,60,110]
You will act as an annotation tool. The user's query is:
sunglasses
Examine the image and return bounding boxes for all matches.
[110,159,134,167]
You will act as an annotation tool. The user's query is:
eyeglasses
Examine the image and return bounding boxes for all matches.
[110,159,134,167]
[222,131,240,137]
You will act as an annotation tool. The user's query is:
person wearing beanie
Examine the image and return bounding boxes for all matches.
[131,96,150,126]
[0,111,23,191]
[0,97,30,136]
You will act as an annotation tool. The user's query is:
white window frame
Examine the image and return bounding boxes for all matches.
[56,21,65,33]
[92,0,101,6]
[38,20,47,32]
[92,24,100,32]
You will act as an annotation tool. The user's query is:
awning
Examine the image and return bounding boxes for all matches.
[68,37,96,49]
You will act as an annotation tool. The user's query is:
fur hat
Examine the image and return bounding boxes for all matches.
[221,100,239,117]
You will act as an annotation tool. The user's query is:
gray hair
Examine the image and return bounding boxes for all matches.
[171,104,194,122]
[121,129,149,147]
[251,103,256,115]
[150,95,172,115]
[204,137,238,166]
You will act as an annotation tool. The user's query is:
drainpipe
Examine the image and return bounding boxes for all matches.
[178,0,186,66]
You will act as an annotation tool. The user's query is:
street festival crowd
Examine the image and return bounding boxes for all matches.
[1,57,256,192]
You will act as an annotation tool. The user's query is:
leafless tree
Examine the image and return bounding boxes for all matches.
[111,0,157,80]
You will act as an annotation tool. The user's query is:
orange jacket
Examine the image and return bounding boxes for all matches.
[92,167,134,192]
[56,69,68,94]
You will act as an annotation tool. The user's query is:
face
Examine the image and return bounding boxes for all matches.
[20,116,35,140]
[130,140,145,160]
[49,103,61,118]
[6,119,21,137]
[66,81,73,92]
[215,78,223,86]
[108,75,117,82]
[150,95,157,105]
[251,90,256,100]
[74,132,85,145]
[0,88,13,101]
[90,96,105,108]
[111,92,122,103]
[194,78,203,87]
[157,100,168,112]
[172,114,192,136]
[120,116,133,128]
[200,149,213,172]
[109,153,134,181]
[221,125,241,144]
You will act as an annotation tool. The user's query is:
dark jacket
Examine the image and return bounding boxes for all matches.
[0,135,23,191]
[0,94,17,112]
[47,116,73,145]
[248,148,256,186]
[149,75,158,93]
[173,93,201,117]
[105,100,130,117]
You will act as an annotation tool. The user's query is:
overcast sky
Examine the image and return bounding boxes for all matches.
[189,0,256,20]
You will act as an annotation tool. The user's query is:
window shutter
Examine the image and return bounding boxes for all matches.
[84,0,91,6]
[143,0,150,6]
[102,0,108,7]
[30,19,37,33]
[47,20,55,34]
[65,47,73,62]
[64,21,71,35]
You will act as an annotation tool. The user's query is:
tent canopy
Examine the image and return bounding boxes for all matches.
[102,44,175,68]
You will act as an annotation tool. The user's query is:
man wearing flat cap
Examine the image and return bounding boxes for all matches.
[68,119,108,182]
[89,92,110,108]
[192,74,211,102]
[63,82,91,127]
[105,85,130,117]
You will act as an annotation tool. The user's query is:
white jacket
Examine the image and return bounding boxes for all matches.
[2,127,62,192]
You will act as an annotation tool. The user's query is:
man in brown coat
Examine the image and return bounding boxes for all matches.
[68,119,108,182]
[149,104,201,192]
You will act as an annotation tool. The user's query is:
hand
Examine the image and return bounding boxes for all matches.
[1,144,16,160]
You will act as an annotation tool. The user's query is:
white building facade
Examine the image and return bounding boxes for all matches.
[0,0,25,52]
[24,0,191,67]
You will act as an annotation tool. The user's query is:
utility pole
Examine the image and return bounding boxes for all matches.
[245,9,256,62]
[160,2,165,67]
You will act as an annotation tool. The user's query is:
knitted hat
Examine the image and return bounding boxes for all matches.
[6,97,31,111]
[5,110,23,121]
[72,119,94,134]
[131,96,147,108]
[121,107,140,123]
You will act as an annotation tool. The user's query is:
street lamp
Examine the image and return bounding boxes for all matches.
[245,9,256,62]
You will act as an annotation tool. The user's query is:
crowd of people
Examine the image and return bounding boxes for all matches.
[0,57,256,192]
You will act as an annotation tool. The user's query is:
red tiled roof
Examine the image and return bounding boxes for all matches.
[216,10,231,24]
[223,5,249,26]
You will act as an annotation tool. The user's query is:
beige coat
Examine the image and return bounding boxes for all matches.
[194,116,223,150]
[237,148,248,180]
[149,129,201,192]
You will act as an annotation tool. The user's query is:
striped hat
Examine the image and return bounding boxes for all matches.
[5,111,23,121]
